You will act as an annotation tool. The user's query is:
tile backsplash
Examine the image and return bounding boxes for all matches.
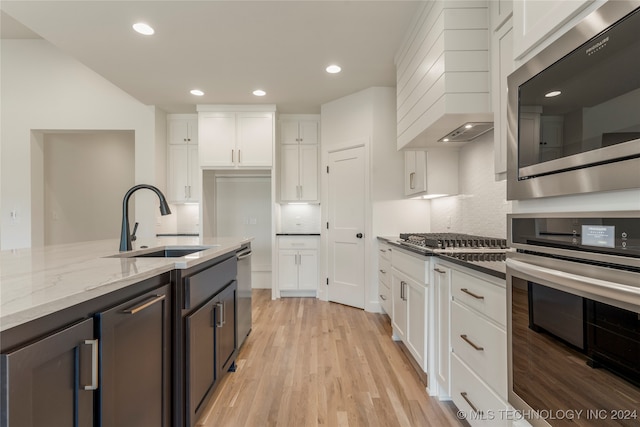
[279,204,321,234]
[430,132,512,238]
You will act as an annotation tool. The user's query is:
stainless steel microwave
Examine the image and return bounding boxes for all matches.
[507,1,640,200]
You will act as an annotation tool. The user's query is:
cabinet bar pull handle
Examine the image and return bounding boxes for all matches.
[123,295,166,315]
[410,172,416,189]
[460,392,481,414]
[379,269,386,274]
[380,295,387,301]
[188,185,191,198]
[434,268,446,274]
[232,149,234,163]
[299,185,303,199]
[185,186,188,199]
[216,302,224,327]
[461,288,484,300]
[238,149,241,164]
[460,334,484,351]
[379,249,387,253]
[400,280,407,300]
[83,339,99,390]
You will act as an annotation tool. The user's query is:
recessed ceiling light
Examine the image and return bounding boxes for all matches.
[326,64,341,74]
[132,23,154,35]
[442,138,450,142]
[464,124,473,129]
[545,90,562,98]
[253,89,266,97]
[190,89,204,96]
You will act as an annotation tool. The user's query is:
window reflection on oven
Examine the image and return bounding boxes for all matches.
[512,277,640,427]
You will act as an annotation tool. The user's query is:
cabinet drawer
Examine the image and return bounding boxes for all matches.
[278,236,319,249]
[379,280,391,315]
[378,243,391,261]
[378,257,391,287]
[392,248,429,284]
[451,301,507,398]
[451,354,508,426]
[184,256,237,309]
[452,269,506,326]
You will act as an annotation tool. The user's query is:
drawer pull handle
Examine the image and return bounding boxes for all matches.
[380,294,387,301]
[460,392,481,414]
[83,339,99,391]
[379,249,387,253]
[434,268,446,274]
[379,269,386,274]
[461,288,484,300]
[123,295,166,315]
[460,334,484,351]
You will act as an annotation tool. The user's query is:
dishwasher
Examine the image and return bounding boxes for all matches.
[236,244,252,349]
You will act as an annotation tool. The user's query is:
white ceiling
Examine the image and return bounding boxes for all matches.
[1,1,421,114]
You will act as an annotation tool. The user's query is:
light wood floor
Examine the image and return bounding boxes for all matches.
[196,290,464,427]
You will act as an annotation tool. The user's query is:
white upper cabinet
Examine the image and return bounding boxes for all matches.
[512,0,594,60]
[404,149,458,198]
[490,2,514,177]
[167,114,199,203]
[197,105,276,169]
[168,115,198,145]
[395,1,492,150]
[278,115,319,203]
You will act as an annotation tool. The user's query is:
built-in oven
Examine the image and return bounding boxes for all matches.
[507,1,640,200]
[507,212,640,427]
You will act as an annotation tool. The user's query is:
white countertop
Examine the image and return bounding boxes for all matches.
[0,236,252,332]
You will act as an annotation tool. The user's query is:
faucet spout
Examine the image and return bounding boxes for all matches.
[119,184,172,252]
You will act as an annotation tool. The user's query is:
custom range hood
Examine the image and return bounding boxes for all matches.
[395,1,493,149]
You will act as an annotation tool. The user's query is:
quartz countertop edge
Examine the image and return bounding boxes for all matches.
[0,236,252,332]
[276,233,321,236]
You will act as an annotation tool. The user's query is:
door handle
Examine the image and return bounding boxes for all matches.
[356,233,363,238]
[83,339,99,391]
[123,294,166,315]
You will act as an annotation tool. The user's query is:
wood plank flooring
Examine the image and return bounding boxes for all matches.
[196,290,464,427]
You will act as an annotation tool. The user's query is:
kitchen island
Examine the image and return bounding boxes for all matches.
[0,236,251,427]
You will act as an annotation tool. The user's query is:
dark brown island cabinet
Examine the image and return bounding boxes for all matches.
[1,249,241,427]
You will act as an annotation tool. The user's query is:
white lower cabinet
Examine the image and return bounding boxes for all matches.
[390,247,429,371]
[434,262,451,398]
[442,261,508,426]
[378,243,392,315]
[277,236,318,296]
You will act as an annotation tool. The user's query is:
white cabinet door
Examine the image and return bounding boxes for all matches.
[492,20,513,176]
[187,145,200,201]
[199,113,236,167]
[298,250,318,290]
[279,145,299,201]
[513,0,593,60]
[237,113,273,167]
[278,250,298,290]
[168,116,198,145]
[298,145,318,202]
[168,145,189,202]
[298,120,319,145]
[434,264,451,397]
[280,120,300,145]
[406,279,426,369]
[391,270,407,342]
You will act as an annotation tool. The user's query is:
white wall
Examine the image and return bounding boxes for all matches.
[1,39,163,249]
[43,131,135,245]
[321,86,430,312]
[430,131,511,238]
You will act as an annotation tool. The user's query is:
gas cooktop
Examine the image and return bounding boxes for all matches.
[398,232,507,251]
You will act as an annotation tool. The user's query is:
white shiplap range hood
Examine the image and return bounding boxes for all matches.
[396,1,493,150]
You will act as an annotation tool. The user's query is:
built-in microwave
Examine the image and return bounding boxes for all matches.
[507,1,640,200]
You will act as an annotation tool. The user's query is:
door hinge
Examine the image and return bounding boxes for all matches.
[326,166,329,173]
[326,277,329,285]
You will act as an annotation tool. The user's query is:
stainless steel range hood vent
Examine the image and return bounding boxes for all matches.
[438,122,494,143]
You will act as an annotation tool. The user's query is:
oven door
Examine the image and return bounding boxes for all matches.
[507,251,640,427]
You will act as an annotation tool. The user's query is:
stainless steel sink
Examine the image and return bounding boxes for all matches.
[107,246,218,258]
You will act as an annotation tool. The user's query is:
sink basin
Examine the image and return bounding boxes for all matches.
[134,248,206,258]
[108,246,218,259]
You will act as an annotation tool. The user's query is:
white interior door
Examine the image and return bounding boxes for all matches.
[327,145,366,309]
